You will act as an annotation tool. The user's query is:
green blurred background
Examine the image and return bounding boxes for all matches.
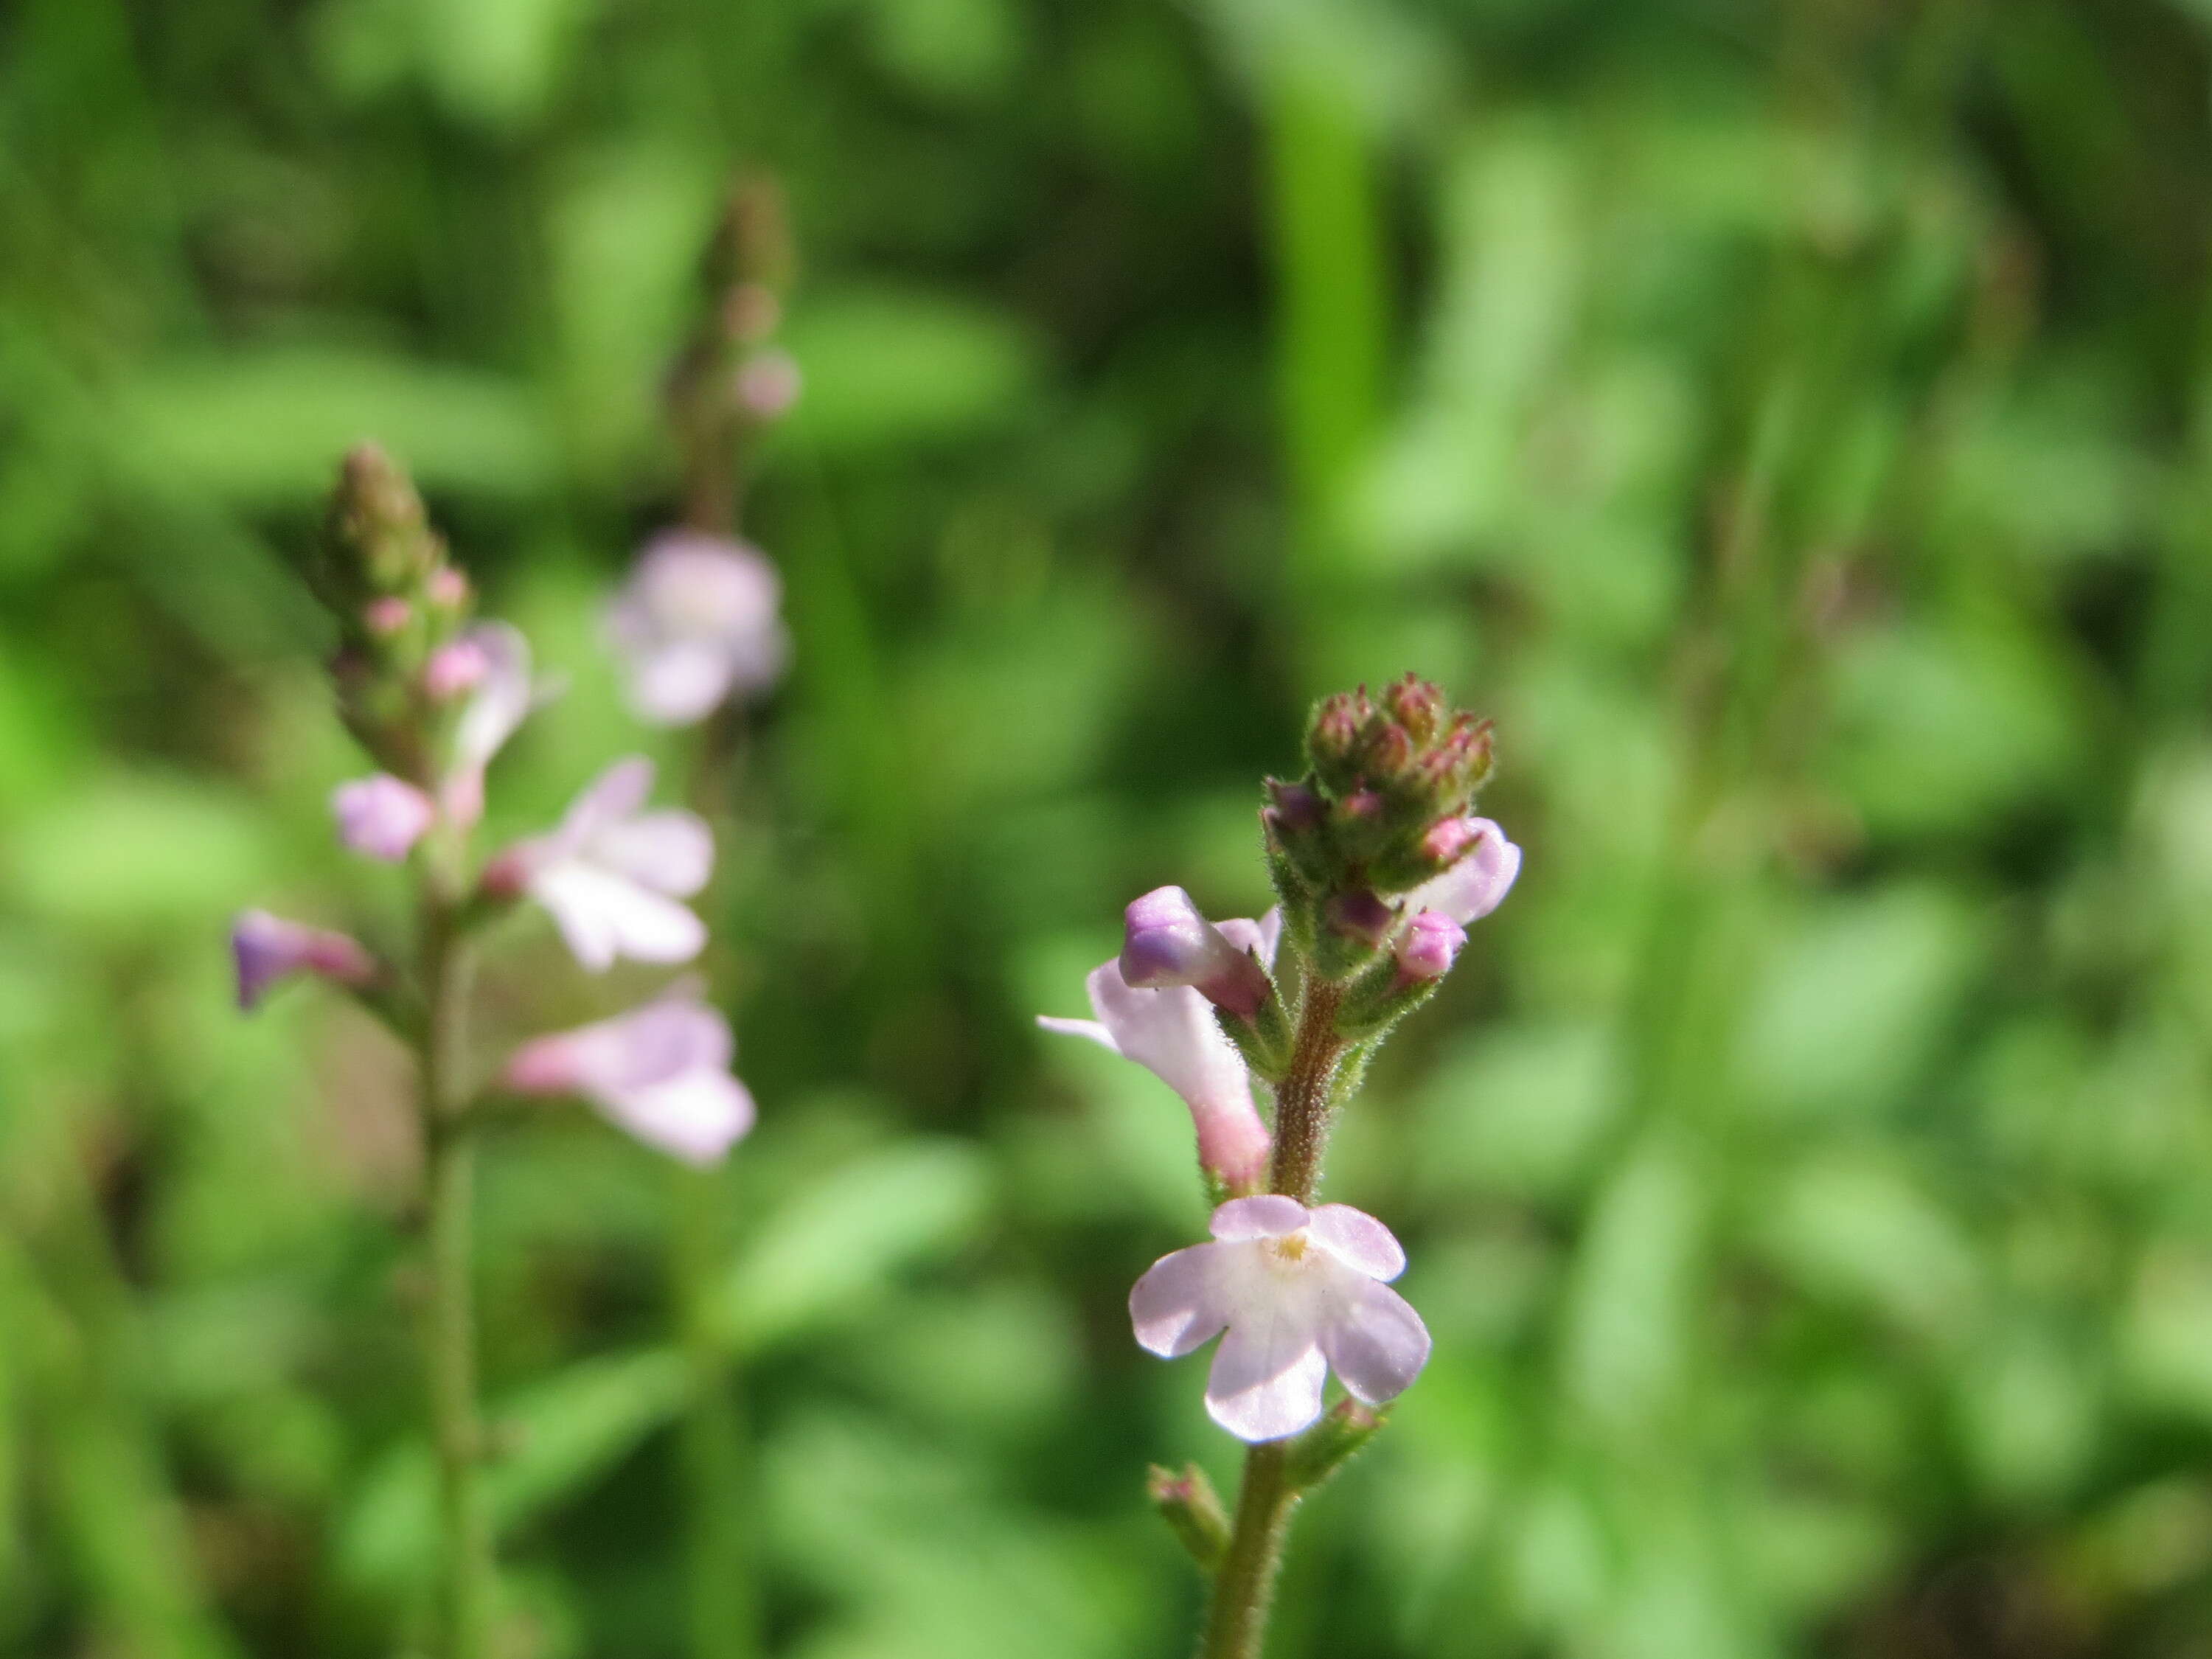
[10,0,2212,1655]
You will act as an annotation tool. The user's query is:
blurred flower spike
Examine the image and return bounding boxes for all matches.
[504,987,754,1165]
[483,757,713,972]
[606,530,788,726]
[1130,1197,1430,1442]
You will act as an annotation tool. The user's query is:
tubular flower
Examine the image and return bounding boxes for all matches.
[1402,817,1521,925]
[487,757,712,972]
[1130,1196,1431,1443]
[232,910,376,1011]
[441,622,549,827]
[331,773,435,863]
[504,989,754,1165]
[1039,910,1280,1192]
[605,530,787,726]
[1119,886,1273,1019]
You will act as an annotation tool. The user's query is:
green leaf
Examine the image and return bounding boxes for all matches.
[717,1140,992,1354]
[337,1348,686,1597]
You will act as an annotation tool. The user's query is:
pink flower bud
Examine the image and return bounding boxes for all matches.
[1394,910,1467,982]
[1421,815,1478,864]
[232,910,375,1011]
[425,567,470,609]
[734,349,801,421]
[332,774,435,863]
[423,637,490,700]
[364,597,412,638]
[1120,886,1273,1020]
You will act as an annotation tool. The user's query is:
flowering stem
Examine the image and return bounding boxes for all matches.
[673,1163,757,1659]
[1197,977,1346,1659]
[420,881,494,1659]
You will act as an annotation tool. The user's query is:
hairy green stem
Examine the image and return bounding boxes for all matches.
[421,891,493,1659]
[1197,978,1346,1659]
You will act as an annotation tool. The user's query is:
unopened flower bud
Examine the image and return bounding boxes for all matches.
[1394,910,1466,982]
[1421,815,1478,865]
[425,566,470,611]
[1325,890,1395,947]
[1382,674,1445,745]
[327,442,440,592]
[1147,1464,1230,1568]
[1120,887,1274,1020]
[232,910,376,1011]
[423,638,490,700]
[364,597,413,639]
[332,774,435,863]
[734,349,801,421]
[1262,779,1322,835]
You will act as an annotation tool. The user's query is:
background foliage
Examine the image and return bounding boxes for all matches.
[7,0,2212,1655]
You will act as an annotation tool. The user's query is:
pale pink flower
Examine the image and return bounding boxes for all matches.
[331,773,435,863]
[1119,887,1273,1018]
[364,597,412,638]
[504,990,754,1164]
[232,909,376,1011]
[1130,1196,1430,1442]
[605,531,787,726]
[1038,909,1281,1192]
[1404,817,1521,925]
[486,757,712,973]
[441,622,549,827]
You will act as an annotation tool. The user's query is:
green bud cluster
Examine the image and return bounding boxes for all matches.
[313,444,479,786]
[1264,675,1495,980]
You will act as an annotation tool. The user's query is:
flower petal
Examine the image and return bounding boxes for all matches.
[599,1069,756,1165]
[1215,907,1282,970]
[1405,819,1522,925]
[1034,1015,1121,1055]
[1208,1195,1309,1242]
[589,810,714,897]
[1206,1318,1329,1442]
[1130,1242,1239,1359]
[530,861,706,970]
[626,642,739,726]
[563,757,657,842]
[1318,1279,1432,1407]
[1082,963,1249,1119]
[1307,1204,1406,1281]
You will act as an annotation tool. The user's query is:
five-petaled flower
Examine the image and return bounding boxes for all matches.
[606,530,787,726]
[485,757,713,973]
[1038,907,1280,1192]
[1130,1195,1431,1443]
[504,987,754,1165]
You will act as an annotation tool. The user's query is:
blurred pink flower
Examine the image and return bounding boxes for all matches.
[441,622,552,827]
[1130,1196,1430,1442]
[504,989,754,1164]
[232,909,375,1011]
[605,531,787,726]
[1038,908,1280,1192]
[331,773,434,863]
[487,757,712,972]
